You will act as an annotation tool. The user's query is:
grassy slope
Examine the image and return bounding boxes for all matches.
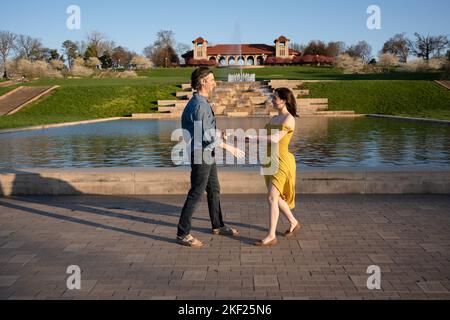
[304,80,450,120]
[0,66,448,129]
[0,78,178,129]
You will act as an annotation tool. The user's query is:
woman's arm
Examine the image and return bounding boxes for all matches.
[248,130,289,144]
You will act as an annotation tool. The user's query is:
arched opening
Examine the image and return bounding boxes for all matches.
[256,56,264,66]
[219,56,227,66]
[209,57,217,65]
[237,56,245,66]
[228,56,236,66]
[246,56,255,66]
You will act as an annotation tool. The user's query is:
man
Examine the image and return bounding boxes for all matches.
[177,67,245,248]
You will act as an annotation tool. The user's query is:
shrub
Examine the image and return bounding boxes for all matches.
[334,54,365,74]
[50,60,66,71]
[117,70,138,78]
[398,59,429,72]
[12,59,62,79]
[428,57,447,70]
[131,55,153,69]
[378,54,399,69]
[70,64,94,77]
[73,57,85,67]
[187,58,216,66]
[85,57,101,69]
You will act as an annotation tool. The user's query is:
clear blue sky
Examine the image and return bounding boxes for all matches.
[1,0,449,56]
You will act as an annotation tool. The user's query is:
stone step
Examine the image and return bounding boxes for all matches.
[158,106,185,113]
[132,112,182,119]
[297,98,328,105]
[181,83,192,90]
[314,111,356,116]
[176,91,193,99]
[157,100,177,106]
[253,109,270,115]
[292,90,310,97]
[227,112,249,117]
[249,97,269,104]
[297,105,329,113]
[175,101,189,109]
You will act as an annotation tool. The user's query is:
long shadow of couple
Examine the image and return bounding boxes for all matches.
[0,169,269,246]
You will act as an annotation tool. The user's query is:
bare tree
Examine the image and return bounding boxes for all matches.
[326,41,346,57]
[144,30,180,67]
[85,31,115,57]
[154,30,176,49]
[303,40,328,56]
[289,42,305,53]
[176,43,191,63]
[346,41,372,63]
[62,40,79,69]
[0,30,17,78]
[98,40,116,57]
[381,33,410,63]
[76,40,87,58]
[409,33,449,61]
[16,35,43,60]
[143,45,154,60]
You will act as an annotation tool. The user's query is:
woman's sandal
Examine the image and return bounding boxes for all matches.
[176,234,204,248]
[284,221,301,238]
[253,238,278,247]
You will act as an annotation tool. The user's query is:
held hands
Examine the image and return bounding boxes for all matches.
[219,131,244,160]
[224,144,245,160]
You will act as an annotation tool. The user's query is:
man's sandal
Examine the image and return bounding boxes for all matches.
[176,234,204,248]
[212,226,239,236]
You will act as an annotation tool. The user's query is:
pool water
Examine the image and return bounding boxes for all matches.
[0,117,449,169]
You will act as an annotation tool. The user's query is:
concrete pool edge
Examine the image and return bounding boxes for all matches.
[366,114,450,125]
[1,167,449,196]
[5,112,450,135]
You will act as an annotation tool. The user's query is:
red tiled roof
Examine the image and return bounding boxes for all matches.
[193,37,206,44]
[275,36,290,43]
[207,44,274,55]
[182,45,301,58]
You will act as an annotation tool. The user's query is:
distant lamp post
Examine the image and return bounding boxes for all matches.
[165,57,168,68]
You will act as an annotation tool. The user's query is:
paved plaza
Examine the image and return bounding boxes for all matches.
[0,194,449,300]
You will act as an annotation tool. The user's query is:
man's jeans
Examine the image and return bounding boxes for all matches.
[177,152,225,237]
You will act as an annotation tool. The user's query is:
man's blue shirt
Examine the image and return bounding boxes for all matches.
[181,93,221,154]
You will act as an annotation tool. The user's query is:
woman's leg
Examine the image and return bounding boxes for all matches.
[278,198,299,232]
[261,183,281,243]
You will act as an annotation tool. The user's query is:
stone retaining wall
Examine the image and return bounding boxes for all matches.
[1,167,448,196]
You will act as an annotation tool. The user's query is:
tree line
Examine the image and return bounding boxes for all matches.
[0,29,190,78]
[290,33,449,64]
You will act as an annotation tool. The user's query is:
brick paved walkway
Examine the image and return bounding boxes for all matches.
[0,194,449,300]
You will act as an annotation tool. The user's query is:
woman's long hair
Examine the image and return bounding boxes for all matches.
[275,87,298,118]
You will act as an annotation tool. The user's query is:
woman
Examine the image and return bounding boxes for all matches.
[247,88,301,247]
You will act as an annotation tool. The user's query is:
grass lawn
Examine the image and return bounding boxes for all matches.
[0,66,448,130]
[0,80,178,130]
[304,80,450,120]
[138,66,444,81]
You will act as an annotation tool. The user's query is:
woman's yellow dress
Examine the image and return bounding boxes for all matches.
[262,123,296,209]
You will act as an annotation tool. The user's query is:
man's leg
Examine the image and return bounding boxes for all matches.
[205,162,224,230]
[177,160,211,237]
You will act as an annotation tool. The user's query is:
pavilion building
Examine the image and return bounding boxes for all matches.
[182,36,302,66]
